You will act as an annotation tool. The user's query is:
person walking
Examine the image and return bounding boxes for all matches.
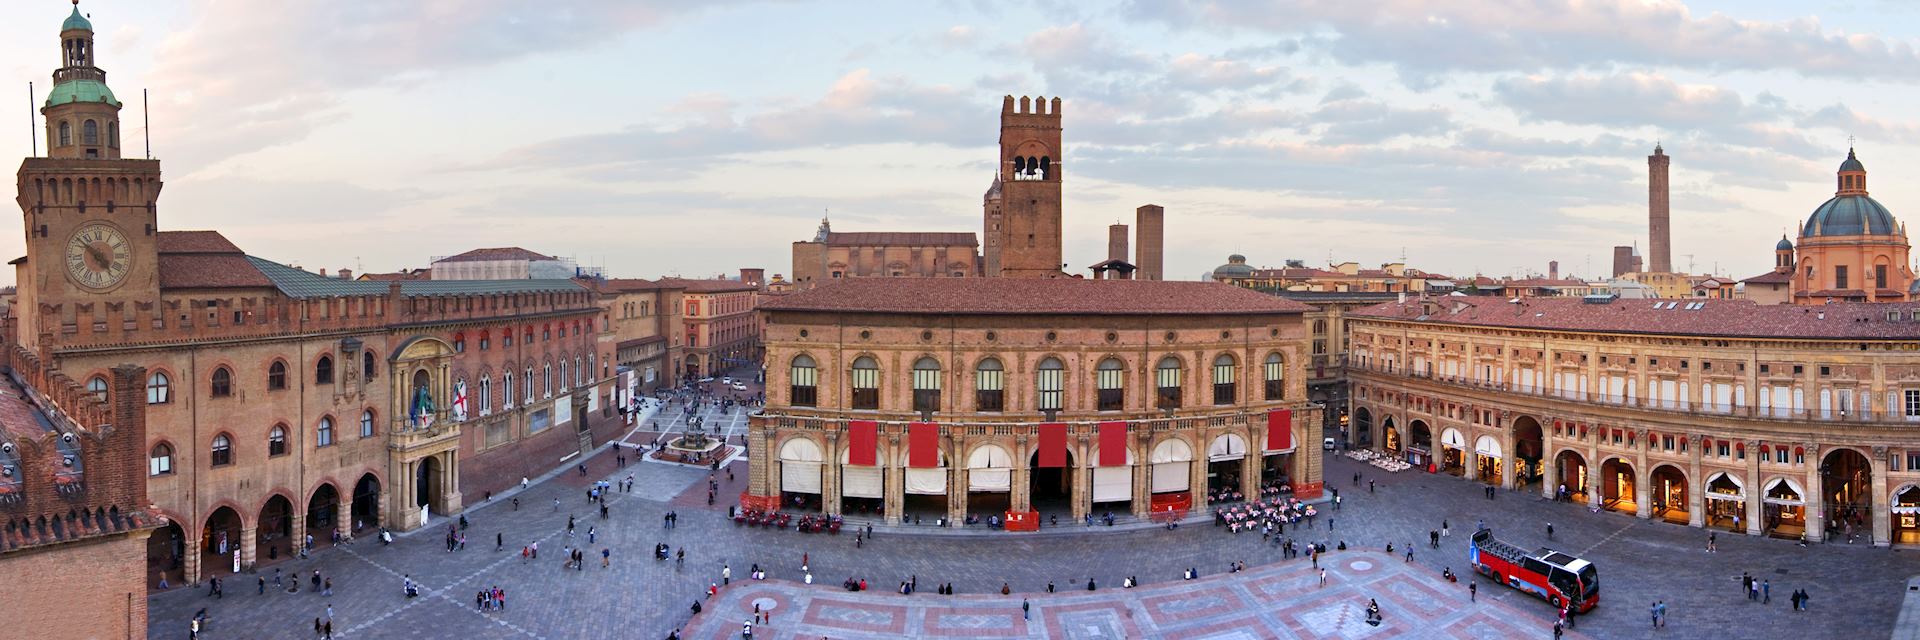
[497,532,503,551]
[1546,523,1554,540]
[1469,580,1477,602]
[1762,579,1770,604]
[1319,568,1328,587]
[723,563,732,586]
[1021,597,1030,620]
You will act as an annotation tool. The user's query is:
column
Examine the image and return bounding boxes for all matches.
[1189,432,1208,511]
[1465,447,1479,481]
[184,536,204,584]
[1131,433,1150,518]
[1873,446,1891,546]
[1687,436,1705,528]
[336,498,352,540]
[885,434,904,523]
[441,453,464,514]
[1500,428,1516,489]
[1012,436,1031,513]
[1586,447,1603,509]
[822,432,843,516]
[1634,446,1652,519]
[290,508,306,552]
[947,435,965,525]
[1244,435,1265,500]
[1071,434,1091,523]
[239,522,258,572]
[1803,445,1824,542]
[1744,443,1762,536]
[1538,419,1556,499]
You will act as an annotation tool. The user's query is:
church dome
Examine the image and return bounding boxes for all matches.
[1776,236,1793,251]
[1211,254,1254,279]
[1839,148,1865,173]
[63,6,91,32]
[1804,195,1897,237]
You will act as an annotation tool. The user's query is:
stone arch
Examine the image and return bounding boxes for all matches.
[1649,464,1689,522]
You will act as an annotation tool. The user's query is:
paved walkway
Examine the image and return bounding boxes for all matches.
[147,446,1919,639]
[684,550,1588,639]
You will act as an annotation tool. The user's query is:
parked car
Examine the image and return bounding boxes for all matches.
[1323,437,1337,451]
[730,382,747,391]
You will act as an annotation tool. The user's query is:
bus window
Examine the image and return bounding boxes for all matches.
[1548,567,1579,600]
[1578,565,1598,595]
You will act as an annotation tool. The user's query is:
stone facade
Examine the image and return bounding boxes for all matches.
[790,219,980,291]
[986,96,1066,278]
[743,279,1323,527]
[662,278,761,380]
[1135,205,1164,281]
[1348,296,1920,546]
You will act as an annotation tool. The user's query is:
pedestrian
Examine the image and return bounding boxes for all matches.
[1021,597,1030,620]
[1763,579,1770,603]
[323,578,332,597]
[1553,620,1563,639]
[1742,572,1753,599]
[1546,523,1554,540]
[1469,580,1477,602]
[1368,480,1375,493]
[497,532,503,551]
[802,552,809,572]
[1046,581,1055,593]
[258,576,266,595]
[1650,601,1659,628]
[1319,568,1327,587]
[602,548,611,568]
[1657,600,1667,626]
[723,563,732,585]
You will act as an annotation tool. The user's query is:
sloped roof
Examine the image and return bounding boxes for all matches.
[1741,271,1792,285]
[157,230,243,254]
[434,247,555,263]
[247,257,586,299]
[1350,296,1920,340]
[761,278,1312,316]
[657,277,757,293]
[155,231,275,289]
[823,232,977,247]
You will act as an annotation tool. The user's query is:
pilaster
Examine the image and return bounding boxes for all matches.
[1745,442,1763,536]
[1803,444,1824,542]
[1687,436,1705,527]
[1873,445,1892,546]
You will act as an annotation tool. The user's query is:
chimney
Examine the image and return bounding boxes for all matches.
[340,269,353,280]
[1648,144,1672,273]
[1548,261,1559,281]
[1134,204,1164,281]
[319,268,328,278]
[1107,223,1129,262]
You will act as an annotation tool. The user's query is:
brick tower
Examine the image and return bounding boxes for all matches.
[15,1,163,347]
[987,96,1064,278]
[1107,223,1128,261]
[1135,204,1164,281]
[1648,144,1672,273]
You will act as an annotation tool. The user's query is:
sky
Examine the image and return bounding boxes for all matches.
[7,0,1920,283]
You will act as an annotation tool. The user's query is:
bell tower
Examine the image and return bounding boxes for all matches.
[15,2,163,347]
[989,95,1065,278]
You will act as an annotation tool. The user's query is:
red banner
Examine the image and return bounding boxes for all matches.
[848,420,877,466]
[909,422,939,468]
[1267,409,1293,451]
[1098,421,1128,467]
[1038,423,1067,468]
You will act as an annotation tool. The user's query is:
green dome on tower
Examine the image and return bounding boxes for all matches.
[63,6,92,32]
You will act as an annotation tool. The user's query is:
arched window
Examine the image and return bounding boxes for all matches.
[82,120,99,146]
[147,371,171,404]
[1036,357,1065,412]
[503,371,515,409]
[210,434,233,467]
[268,425,288,456]
[543,363,553,398]
[559,360,569,392]
[850,356,880,410]
[1212,354,1237,405]
[576,357,585,386]
[975,358,1005,412]
[211,367,233,398]
[86,375,108,402]
[316,417,335,447]
[1097,358,1125,411]
[107,121,118,148]
[454,333,466,353]
[363,350,376,379]
[360,410,375,438]
[479,376,494,414]
[1263,353,1285,400]
[1156,356,1183,410]
[586,355,595,384]
[149,443,173,476]
[268,361,288,390]
[315,355,335,385]
[524,366,534,403]
[912,357,942,413]
[58,121,72,147]
[789,355,818,407]
[479,331,491,351]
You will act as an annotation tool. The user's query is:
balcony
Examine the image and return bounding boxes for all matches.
[1348,362,1916,426]
[389,412,461,453]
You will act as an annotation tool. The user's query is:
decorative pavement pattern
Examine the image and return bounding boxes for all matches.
[681,550,1586,639]
[146,399,1918,640]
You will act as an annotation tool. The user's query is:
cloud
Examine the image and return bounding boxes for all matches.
[143,0,753,172]
[1494,72,1745,128]
[1124,0,1920,84]
[1304,97,1451,145]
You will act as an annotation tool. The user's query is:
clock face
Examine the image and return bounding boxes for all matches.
[65,223,132,291]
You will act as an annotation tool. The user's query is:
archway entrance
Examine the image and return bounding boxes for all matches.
[1894,485,1920,544]
[352,474,381,533]
[1704,472,1746,531]
[1650,465,1688,523]
[258,495,294,564]
[146,520,185,590]
[901,451,949,523]
[1512,416,1544,490]
[1206,434,1247,504]
[1029,450,1074,523]
[1554,450,1588,502]
[1353,407,1374,448]
[416,456,443,516]
[839,442,887,518]
[1599,458,1635,513]
[1094,450,1136,518]
[1149,438,1194,517]
[201,507,242,578]
[1763,478,1807,539]
[1822,448,1871,543]
[1474,435,1503,485]
[1438,428,1466,476]
[776,438,823,513]
[1381,417,1400,455]
[966,445,1013,521]
[1406,420,1432,468]
[306,484,340,550]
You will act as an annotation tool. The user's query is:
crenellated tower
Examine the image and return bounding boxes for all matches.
[15,2,164,349]
[985,95,1065,278]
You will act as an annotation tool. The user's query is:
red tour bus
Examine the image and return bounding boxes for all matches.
[1469,528,1597,613]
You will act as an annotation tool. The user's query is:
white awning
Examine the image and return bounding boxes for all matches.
[1151,438,1194,464]
[968,468,1011,492]
[1151,462,1190,493]
[1441,428,1466,449]
[841,466,882,499]
[779,438,823,462]
[968,444,1013,469]
[1208,434,1248,462]
[1763,477,1804,506]
[1474,435,1502,458]
[1704,492,1743,502]
[906,469,946,495]
[1093,467,1131,502]
[781,462,821,494]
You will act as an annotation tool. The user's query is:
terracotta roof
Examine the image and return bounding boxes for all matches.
[1741,271,1792,285]
[1350,296,1920,340]
[157,230,243,254]
[658,277,757,293]
[823,232,977,247]
[434,247,555,263]
[761,278,1312,316]
[357,269,429,281]
[1244,267,1342,278]
[158,254,275,289]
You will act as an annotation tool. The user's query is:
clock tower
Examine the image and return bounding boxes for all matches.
[15,2,162,346]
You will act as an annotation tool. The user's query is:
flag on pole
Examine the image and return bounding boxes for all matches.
[452,380,469,422]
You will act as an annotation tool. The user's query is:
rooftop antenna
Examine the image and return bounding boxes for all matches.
[143,88,151,159]
[28,82,36,157]
[1683,253,1696,273]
